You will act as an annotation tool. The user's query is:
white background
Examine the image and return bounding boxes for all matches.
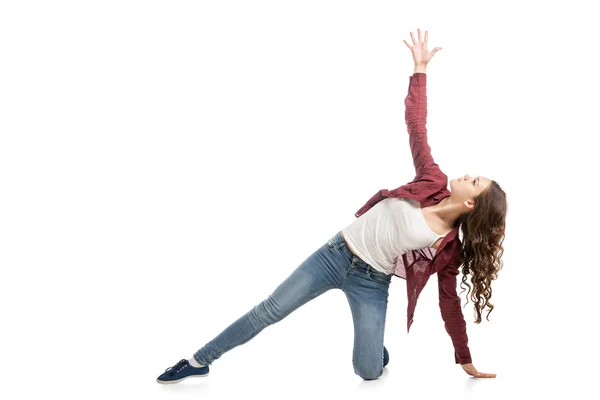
[1,1,598,399]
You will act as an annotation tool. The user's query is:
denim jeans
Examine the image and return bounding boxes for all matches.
[193,230,392,380]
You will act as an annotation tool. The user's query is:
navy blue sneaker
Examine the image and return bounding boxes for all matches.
[383,346,389,367]
[156,359,209,384]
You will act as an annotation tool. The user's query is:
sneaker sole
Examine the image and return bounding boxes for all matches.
[156,372,210,384]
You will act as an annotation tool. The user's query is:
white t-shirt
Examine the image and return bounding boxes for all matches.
[341,197,445,275]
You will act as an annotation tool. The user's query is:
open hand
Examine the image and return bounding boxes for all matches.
[461,363,497,378]
[403,28,442,66]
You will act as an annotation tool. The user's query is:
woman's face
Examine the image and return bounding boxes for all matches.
[449,174,492,200]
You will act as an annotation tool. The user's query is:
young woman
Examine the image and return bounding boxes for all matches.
[157,28,505,384]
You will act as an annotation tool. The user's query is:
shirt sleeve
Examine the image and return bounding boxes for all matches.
[404,72,436,178]
[437,261,473,364]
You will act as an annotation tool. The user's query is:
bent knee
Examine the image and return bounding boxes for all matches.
[355,367,383,380]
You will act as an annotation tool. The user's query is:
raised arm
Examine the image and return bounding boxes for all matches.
[403,29,442,178]
[404,71,434,176]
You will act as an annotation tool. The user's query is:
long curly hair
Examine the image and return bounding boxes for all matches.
[453,180,507,324]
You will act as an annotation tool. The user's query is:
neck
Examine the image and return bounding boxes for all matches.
[431,195,470,228]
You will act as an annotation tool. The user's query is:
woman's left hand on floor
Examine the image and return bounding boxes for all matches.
[460,362,497,378]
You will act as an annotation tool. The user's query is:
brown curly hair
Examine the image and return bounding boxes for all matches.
[453,180,507,324]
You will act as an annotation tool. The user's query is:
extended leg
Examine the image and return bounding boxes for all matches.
[193,244,341,365]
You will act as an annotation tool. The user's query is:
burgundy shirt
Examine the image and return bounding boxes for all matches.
[353,73,472,365]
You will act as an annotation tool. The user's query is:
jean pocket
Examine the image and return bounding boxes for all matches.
[365,270,391,285]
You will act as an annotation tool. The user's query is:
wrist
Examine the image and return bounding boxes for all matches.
[414,64,427,74]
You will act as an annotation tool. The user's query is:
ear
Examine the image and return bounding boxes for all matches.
[464,199,475,210]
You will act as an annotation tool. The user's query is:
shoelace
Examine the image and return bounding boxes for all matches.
[165,359,188,376]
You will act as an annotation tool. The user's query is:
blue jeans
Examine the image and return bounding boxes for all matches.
[193,231,392,380]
